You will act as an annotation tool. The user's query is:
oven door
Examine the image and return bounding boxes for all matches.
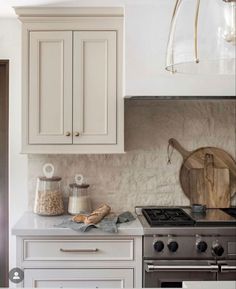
[144,260,218,288]
[218,260,236,280]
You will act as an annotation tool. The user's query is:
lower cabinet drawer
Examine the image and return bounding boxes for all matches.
[23,239,133,261]
[24,268,134,288]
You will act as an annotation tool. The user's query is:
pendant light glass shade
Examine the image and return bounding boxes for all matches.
[166,0,236,74]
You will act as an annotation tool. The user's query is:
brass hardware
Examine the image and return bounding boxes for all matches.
[60,248,98,253]
[75,132,80,137]
[65,132,71,136]
[194,0,201,63]
[166,0,183,73]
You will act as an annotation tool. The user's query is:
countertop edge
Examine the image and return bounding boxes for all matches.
[11,212,144,236]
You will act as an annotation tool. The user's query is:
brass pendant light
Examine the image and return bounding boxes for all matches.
[166,0,236,74]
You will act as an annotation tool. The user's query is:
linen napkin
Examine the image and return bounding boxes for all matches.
[55,211,135,233]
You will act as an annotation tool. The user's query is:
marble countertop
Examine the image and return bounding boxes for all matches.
[12,212,144,236]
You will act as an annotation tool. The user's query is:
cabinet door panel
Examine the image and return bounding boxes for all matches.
[29,31,72,144]
[73,31,117,144]
[24,269,133,288]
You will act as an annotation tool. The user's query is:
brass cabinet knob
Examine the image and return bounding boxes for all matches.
[65,131,71,136]
[75,132,80,137]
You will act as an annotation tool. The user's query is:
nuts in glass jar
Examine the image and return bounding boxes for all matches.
[34,190,64,216]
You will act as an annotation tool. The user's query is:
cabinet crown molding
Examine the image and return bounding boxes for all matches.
[14,7,124,19]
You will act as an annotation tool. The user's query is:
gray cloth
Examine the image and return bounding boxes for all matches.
[55,211,135,233]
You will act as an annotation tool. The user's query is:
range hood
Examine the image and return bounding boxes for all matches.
[125,96,236,100]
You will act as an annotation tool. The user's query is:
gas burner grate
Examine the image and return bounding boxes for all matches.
[142,208,195,227]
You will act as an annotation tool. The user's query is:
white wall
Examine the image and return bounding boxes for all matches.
[0,18,28,271]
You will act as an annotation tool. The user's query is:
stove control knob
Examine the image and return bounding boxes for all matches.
[212,243,224,257]
[168,241,178,252]
[153,241,164,252]
[197,241,208,253]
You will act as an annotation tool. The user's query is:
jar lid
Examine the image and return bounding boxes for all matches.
[38,176,62,182]
[69,183,89,189]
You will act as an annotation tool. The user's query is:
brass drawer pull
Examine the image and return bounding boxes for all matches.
[65,132,71,137]
[75,132,80,137]
[60,248,98,253]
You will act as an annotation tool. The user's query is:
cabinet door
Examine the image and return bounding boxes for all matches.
[29,31,72,144]
[73,31,117,144]
[24,269,133,288]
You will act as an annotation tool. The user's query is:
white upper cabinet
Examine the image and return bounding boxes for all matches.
[17,7,124,154]
[29,31,72,144]
[73,31,117,144]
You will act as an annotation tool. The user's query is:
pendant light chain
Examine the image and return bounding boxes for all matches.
[194,0,201,63]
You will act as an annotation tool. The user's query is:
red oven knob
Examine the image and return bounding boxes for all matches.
[168,241,178,252]
[153,241,164,252]
[197,241,208,253]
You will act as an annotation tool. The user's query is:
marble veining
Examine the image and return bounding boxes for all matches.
[28,100,236,213]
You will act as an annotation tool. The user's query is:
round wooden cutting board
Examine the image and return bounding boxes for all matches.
[169,138,236,208]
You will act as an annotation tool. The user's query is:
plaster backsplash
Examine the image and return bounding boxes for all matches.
[28,100,236,213]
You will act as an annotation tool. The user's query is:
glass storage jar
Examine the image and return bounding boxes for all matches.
[34,164,64,216]
[68,175,91,215]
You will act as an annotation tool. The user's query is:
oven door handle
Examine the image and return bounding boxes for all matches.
[145,264,218,273]
[220,265,236,273]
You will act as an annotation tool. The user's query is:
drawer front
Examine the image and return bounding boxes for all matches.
[24,268,134,288]
[24,239,134,261]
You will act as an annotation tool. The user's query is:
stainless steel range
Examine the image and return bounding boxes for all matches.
[139,207,236,288]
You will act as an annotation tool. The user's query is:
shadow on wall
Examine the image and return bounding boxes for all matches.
[124,100,236,154]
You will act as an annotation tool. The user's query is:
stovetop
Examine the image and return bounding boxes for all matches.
[185,207,236,226]
[141,207,236,228]
[221,207,236,219]
[142,208,195,227]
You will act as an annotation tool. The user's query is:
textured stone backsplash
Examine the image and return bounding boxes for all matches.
[28,100,236,213]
